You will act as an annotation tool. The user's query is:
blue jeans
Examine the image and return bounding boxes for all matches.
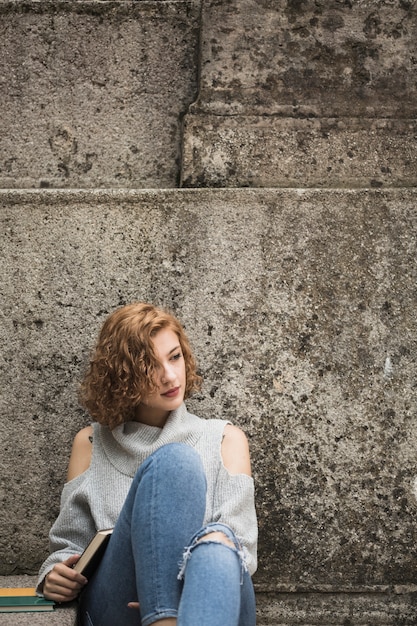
[78,443,256,626]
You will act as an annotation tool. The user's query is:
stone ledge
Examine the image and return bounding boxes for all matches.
[2,576,417,625]
[181,114,417,188]
[0,576,76,626]
[3,576,417,625]
[255,589,417,625]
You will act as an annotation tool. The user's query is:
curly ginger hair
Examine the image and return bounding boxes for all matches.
[79,303,201,429]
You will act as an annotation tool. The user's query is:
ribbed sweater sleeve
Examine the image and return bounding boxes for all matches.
[212,464,258,575]
[36,472,96,591]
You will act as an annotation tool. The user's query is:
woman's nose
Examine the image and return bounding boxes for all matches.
[160,363,175,384]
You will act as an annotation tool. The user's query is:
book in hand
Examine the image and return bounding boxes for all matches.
[73,528,113,579]
[0,588,55,613]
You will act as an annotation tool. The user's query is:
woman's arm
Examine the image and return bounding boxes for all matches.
[66,425,93,481]
[221,424,252,476]
[41,426,94,600]
[213,423,258,575]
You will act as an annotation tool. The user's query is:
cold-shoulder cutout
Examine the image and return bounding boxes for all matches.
[221,424,252,477]
[66,425,93,482]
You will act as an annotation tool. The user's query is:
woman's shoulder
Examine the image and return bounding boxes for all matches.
[193,413,251,476]
[74,424,94,441]
[197,415,245,441]
[221,424,252,476]
[66,425,94,482]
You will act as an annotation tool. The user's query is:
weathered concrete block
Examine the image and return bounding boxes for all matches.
[182,116,417,187]
[182,0,417,186]
[1,577,416,625]
[196,0,417,117]
[1,189,416,612]
[0,1,200,189]
[255,589,417,625]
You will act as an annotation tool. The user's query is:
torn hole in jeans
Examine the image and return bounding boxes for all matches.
[177,524,248,583]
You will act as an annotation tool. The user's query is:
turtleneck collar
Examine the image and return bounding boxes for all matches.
[97,403,204,477]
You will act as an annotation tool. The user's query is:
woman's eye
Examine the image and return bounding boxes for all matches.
[171,352,182,361]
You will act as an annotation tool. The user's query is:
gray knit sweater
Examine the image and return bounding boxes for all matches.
[37,403,258,589]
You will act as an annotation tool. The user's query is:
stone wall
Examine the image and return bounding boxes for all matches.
[182,0,417,187]
[0,1,200,189]
[1,0,417,622]
[1,189,417,594]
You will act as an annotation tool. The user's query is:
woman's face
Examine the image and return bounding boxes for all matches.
[134,327,186,427]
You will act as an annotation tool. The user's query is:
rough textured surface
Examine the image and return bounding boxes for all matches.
[1,578,416,626]
[182,0,417,187]
[0,1,200,189]
[1,0,417,622]
[195,0,417,117]
[255,589,417,625]
[1,190,417,602]
[182,116,417,188]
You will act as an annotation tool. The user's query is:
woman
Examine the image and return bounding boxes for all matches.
[37,302,258,626]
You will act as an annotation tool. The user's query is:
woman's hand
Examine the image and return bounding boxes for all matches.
[43,555,88,602]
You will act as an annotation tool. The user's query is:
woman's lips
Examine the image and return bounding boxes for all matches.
[162,387,180,398]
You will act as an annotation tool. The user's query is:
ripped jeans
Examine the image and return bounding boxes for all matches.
[78,443,256,626]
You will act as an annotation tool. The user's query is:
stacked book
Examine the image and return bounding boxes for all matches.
[0,588,55,613]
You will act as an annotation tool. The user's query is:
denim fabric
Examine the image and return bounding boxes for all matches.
[78,442,256,626]
[178,522,256,626]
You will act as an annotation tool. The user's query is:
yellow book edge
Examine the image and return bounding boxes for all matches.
[0,588,37,597]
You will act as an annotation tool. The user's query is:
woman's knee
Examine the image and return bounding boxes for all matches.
[149,443,202,471]
[130,444,207,513]
[135,443,205,483]
[161,442,202,467]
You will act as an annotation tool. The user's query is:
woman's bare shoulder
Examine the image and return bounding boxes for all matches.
[66,425,94,482]
[221,424,252,477]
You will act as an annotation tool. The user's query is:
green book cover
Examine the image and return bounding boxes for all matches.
[0,589,55,613]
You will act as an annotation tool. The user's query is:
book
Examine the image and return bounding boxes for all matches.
[0,588,55,613]
[73,528,113,579]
